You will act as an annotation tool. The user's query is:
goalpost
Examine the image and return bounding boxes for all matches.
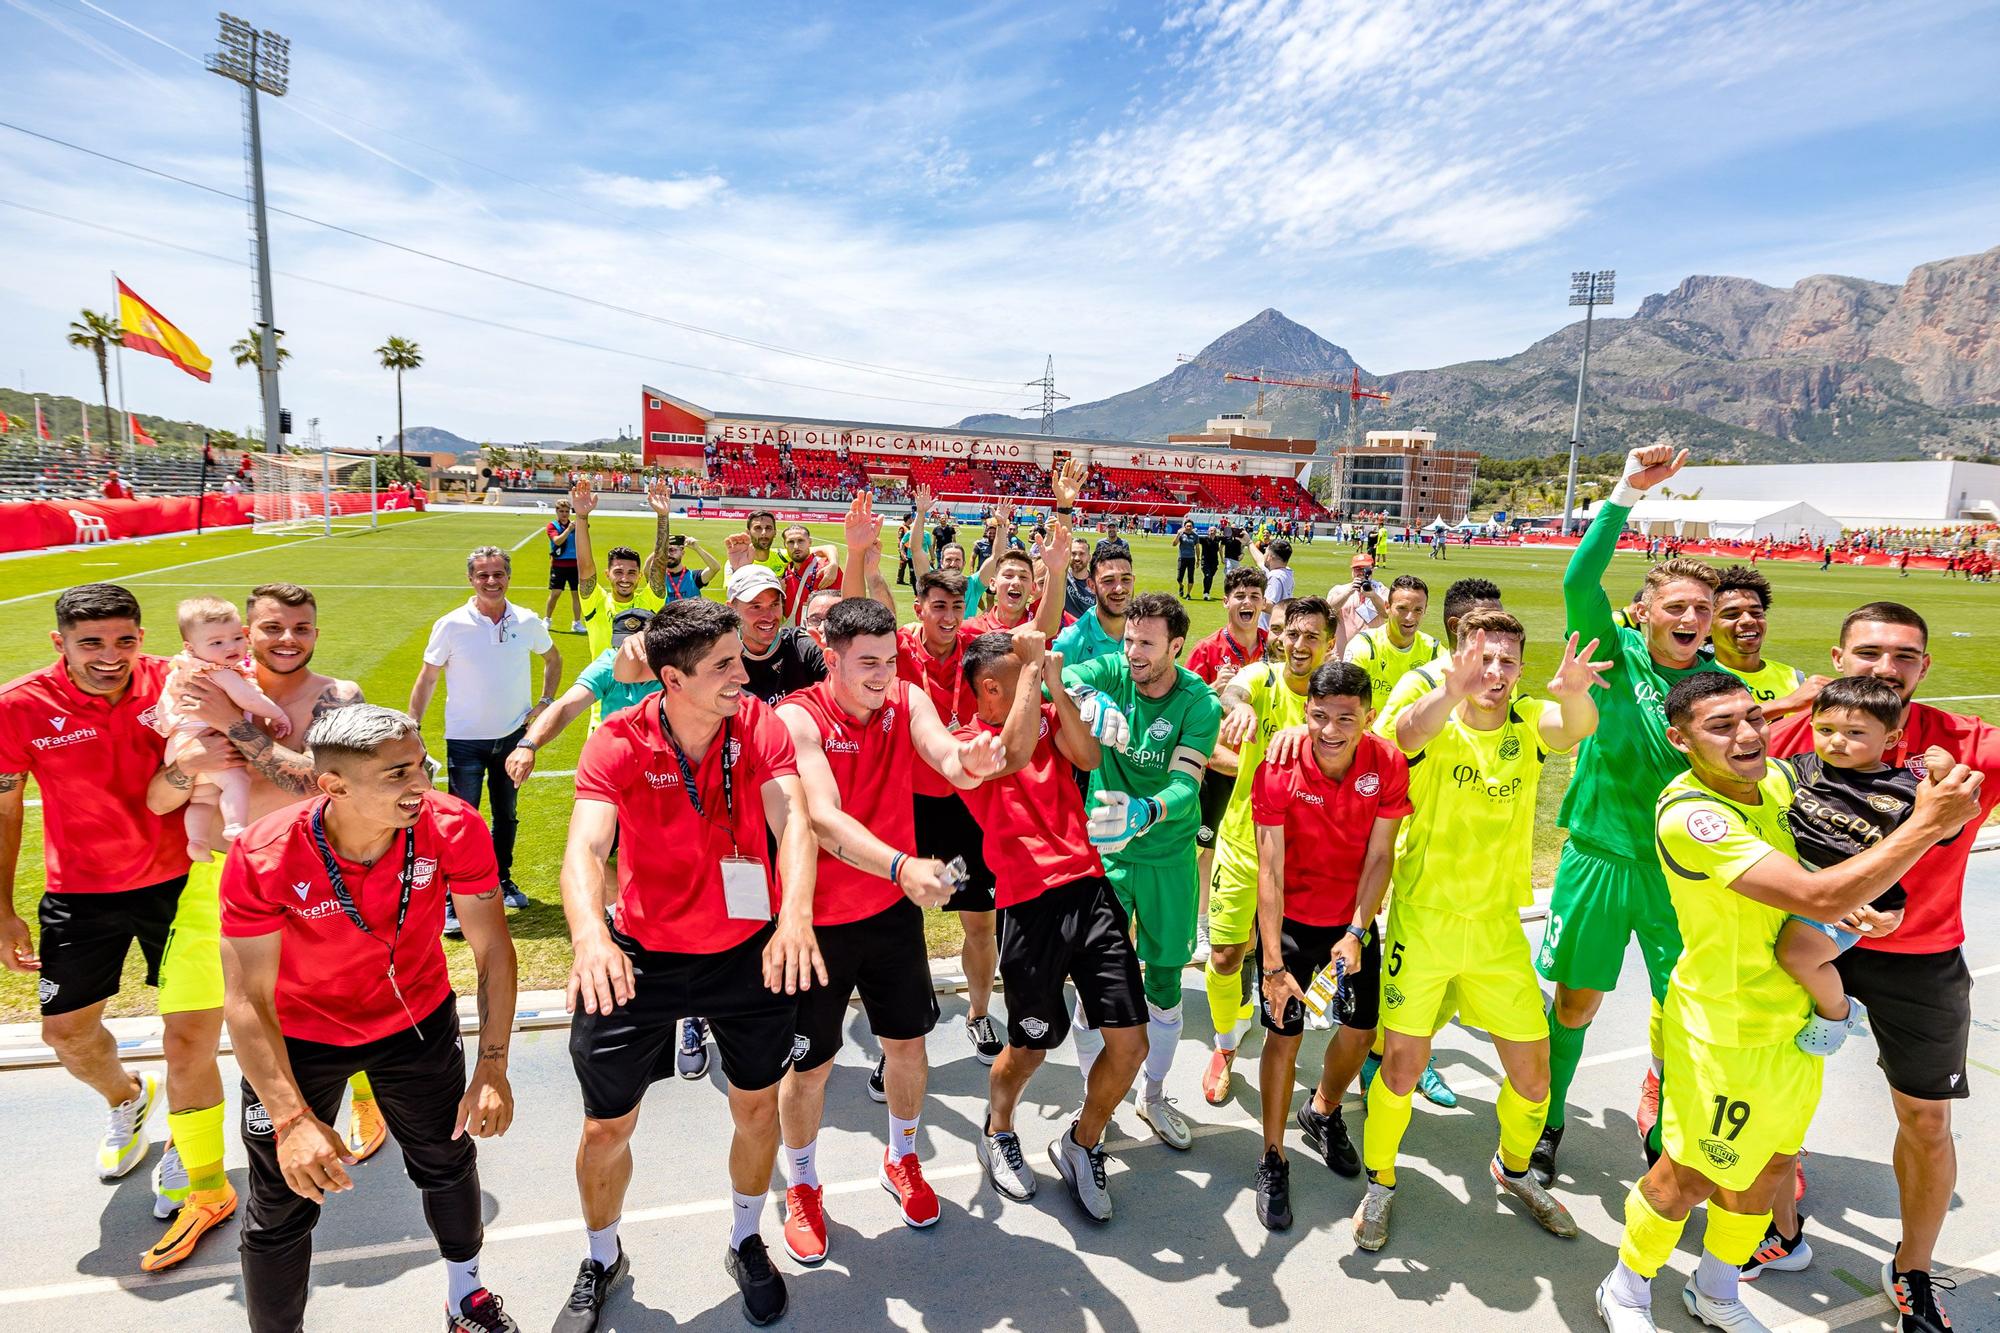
[251,451,380,536]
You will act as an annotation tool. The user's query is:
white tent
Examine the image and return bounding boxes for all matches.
[1608,498,1843,543]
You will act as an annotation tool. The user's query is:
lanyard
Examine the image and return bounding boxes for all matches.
[309,800,425,1039]
[659,703,737,849]
[916,636,972,729]
[664,566,700,599]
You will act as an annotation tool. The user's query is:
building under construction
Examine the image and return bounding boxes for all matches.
[1325,430,1480,525]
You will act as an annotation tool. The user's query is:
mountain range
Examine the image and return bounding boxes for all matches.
[959,245,2000,462]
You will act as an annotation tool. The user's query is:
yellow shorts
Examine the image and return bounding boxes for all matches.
[1207,848,1259,948]
[1661,1021,1821,1193]
[158,854,225,1015]
[1380,903,1549,1044]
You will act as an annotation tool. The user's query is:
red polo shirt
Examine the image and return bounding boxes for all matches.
[1187,626,1269,685]
[898,623,979,798]
[1771,701,2000,954]
[954,703,1102,909]
[964,606,1074,636]
[0,656,184,895]
[574,692,798,954]
[782,679,916,926]
[219,791,497,1046]
[1252,736,1411,926]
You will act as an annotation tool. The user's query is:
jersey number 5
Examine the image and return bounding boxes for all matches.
[1709,1095,1751,1141]
[1386,941,1405,977]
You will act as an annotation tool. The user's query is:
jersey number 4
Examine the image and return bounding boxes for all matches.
[1709,1096,1751,1141]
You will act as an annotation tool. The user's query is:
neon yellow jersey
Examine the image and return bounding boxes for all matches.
[1343,625,1442,717]
[582,583,667,661]
[1721,657,1805,706]
[1655,762,1811,1048]
[1370,662,1443,743]
[1214,662,1312,875]
[1391,697,1558,917]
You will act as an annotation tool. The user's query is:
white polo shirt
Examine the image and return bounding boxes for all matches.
[422,597,554,740]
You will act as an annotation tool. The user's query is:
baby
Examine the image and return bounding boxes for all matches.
[1780,675,1954,1055]
[155,596,291,859]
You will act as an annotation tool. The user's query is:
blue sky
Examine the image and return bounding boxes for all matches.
[3,0,1998,447]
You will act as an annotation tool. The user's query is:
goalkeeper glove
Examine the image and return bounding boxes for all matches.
[1071,688,1132,750]
[1087,790,1160,852]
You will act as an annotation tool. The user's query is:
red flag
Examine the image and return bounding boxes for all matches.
[35,400,50,441]
[130,414,158,447]
[0,410,11,434]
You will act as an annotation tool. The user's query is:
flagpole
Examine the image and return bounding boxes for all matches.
[111,271,131,451]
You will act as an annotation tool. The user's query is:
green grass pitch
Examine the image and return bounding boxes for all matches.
[2,508,1994,1020]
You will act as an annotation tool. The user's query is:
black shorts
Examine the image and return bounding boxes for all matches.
[997,875,1145,1049]
[548,563,579,591]
[569,920,798,1118]
[36,875,188,1017]
[1259,919,1380,1037]
[1195,769,1235,851]
[791,899,939,1072]
[1836,945,1972,1101]
[913,792,996,913]
[1177,556,1196,579]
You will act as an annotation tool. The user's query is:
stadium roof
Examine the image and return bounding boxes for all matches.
[1612,497,1843,541]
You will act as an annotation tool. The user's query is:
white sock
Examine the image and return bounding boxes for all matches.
[1695,1250,1739,1303]
[1217,1017,1250,1053]
[586,1219,621,1268]
[729,1190,765,1250]
[1071,996,1104,1081]
[785,1140,819,1189]
[444,1253,482,1306]
[1145,1002,1182,1088]
[1650,1054,1664,1080]
[888,1112,921,1162]
[1606,1260,1651,1308]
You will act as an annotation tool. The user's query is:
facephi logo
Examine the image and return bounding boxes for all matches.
[1355,772,1381,797]
[411,857,438,891]
[1296,791,1324,807]
[644,769,681,789]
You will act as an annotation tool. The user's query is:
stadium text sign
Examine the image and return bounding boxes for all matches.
[1123,450,1244,475]
[711,422,1033,460]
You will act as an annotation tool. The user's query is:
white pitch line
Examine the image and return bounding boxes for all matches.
[0,536,325,608]
[510,527,545,552]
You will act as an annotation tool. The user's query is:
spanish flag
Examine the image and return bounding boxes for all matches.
[116,279,212,383]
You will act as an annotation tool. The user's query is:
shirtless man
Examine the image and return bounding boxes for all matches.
[166,583,389,1164]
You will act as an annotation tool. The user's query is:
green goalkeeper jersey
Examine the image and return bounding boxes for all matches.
[1556,500,1723,864]
[1062,655,1222,866]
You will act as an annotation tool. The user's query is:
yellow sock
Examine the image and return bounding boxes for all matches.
[1371,1028,1385,1059]
[1206,962,1242,1048]
[168,1103,229,1195]
[349,1071,375,1101]
[1363,1076,1414,1186]
[1702,1204,1772,1266]
[1495,1080,1549,1174]
[1618,1184,1688,1279]
[1648,997,1664,1064]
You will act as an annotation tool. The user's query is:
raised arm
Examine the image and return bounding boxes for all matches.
[840,493,895,613]
[780,704,956,906]
[1034,513,1072,639]
[643,476,673,597]
[1045,649,1101,772]
[1391,631,1485,755]
[1538,633,1609,753]
[1564,443,1687,642]
[570,480,601,597]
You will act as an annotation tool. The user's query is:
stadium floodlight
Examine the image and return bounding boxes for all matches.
[1560,268,1616,535]
[208,12,288,454]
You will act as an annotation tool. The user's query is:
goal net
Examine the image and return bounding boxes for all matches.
[251,451,380,536]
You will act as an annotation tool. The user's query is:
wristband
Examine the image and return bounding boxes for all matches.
[272,1108,310,1139]
[889,852,906,887]
[1054,506,1074,515]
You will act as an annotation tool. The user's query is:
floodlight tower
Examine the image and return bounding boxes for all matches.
[1560,269,1615,534]
[208,12,289,454]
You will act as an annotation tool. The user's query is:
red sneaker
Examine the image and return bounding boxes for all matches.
[879,1150,941,1228]
[1202,1047,1237,1107]
[782,1183,827,1265]
[1636,1068,1661,1144]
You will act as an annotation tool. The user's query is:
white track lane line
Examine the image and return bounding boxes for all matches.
[1773,1245,2000,1331]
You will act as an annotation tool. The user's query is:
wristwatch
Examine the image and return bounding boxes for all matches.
[515,737,541,752]
[536,694,554,707]
[1343,924,1368,943]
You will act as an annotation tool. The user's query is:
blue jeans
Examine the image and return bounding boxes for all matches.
[446,726,525,881]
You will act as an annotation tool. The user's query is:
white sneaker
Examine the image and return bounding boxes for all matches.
[977,1114,1036,1202]
[1049,1122,1113,1222]
[1681,1280,1771,1331]
[1135,1094,1194,1151]
[1595,1277,1658,1330]
[151,1140,188,1218]
[1191,917,1212,966]
[97,1071,160,1180]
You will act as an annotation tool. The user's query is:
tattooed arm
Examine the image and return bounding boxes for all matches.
[452,873,517,1139]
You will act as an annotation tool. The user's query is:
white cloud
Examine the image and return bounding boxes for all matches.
[577,170,729,211]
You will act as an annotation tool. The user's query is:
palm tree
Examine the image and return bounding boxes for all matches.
[230,328,291,371]
[67,309,122,447]
[375,336,423,461]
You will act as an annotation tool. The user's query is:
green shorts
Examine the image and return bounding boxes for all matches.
[158,854,225,1015]
[1106,851,1200,974]
[1535,840,1682,999]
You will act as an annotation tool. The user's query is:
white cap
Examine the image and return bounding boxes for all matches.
[726,564,783,603]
